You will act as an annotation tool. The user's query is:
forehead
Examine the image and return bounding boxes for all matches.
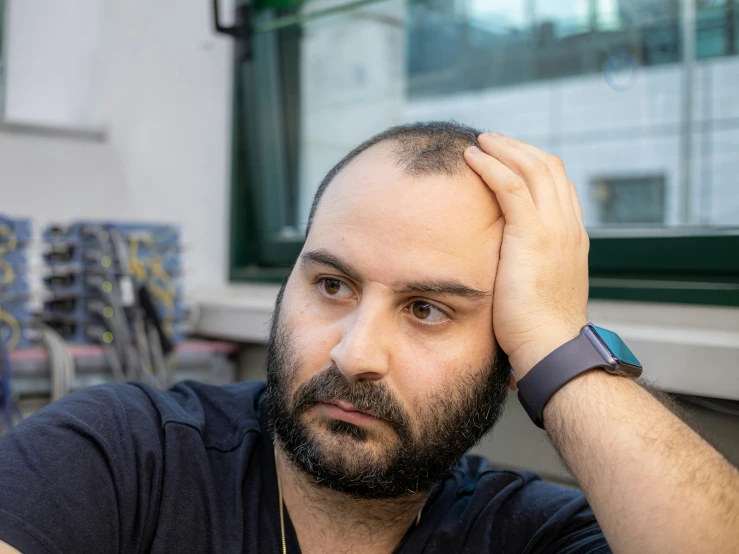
[306,142,504,287]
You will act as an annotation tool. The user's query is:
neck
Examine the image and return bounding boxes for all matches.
[275,444,427,554]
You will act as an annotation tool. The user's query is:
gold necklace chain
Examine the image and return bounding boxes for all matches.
[274,444,422,554]
[275,444,287,554]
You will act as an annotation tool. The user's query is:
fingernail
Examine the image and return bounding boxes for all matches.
[492,132,504,138]
[466,146,481,156]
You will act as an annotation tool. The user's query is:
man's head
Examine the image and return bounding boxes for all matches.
[268,121,510,499]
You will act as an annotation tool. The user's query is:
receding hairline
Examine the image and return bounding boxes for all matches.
[305,121,484,235]
[331,136,478,181]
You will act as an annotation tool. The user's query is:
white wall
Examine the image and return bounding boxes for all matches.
[91,0,234,290]
[0,131,129,218]
[0,0,234,290]
[4,0,102,127]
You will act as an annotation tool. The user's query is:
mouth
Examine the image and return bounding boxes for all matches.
[319,400,381,426]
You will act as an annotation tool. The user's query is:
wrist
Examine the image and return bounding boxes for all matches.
[514,322,643,430]
[542,368,631,427]
[509,325,584,379]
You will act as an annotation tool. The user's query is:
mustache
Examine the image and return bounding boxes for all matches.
[292,366,413,439]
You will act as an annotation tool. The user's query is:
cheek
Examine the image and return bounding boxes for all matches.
[391,320,496,413]
[281,281,339,384]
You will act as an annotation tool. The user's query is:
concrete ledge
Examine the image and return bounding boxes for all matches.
[0,120,106,142]
[192,284,280,343]
[588,301,739,401]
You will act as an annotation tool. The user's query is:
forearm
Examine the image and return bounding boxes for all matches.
[544,370,739,554]
[465,134,739,552]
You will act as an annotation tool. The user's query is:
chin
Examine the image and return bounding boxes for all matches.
[303,416,397,469]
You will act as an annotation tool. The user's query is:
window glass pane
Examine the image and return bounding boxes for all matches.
[592,176,665,225]
[534,0,592,36]
[465,0,529,32]
[287,0,739,233]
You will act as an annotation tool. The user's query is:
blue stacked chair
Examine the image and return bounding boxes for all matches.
[42,221,185,346]
[0,215,32,432]
[0,215,33,352]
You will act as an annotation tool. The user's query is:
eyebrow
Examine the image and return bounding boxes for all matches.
[300,249,491,301]
[301,249,363,282]
[393,281,491,299]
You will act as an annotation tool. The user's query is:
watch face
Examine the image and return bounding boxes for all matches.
[590,324,642,369]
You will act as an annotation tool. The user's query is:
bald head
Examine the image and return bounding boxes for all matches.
[305,121,483,235]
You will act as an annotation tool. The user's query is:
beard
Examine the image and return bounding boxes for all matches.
[267,279,511,500]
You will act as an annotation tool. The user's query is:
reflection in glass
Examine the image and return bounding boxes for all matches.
[269,0,739,233]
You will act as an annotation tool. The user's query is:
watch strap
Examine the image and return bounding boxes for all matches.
[516,327,608,429]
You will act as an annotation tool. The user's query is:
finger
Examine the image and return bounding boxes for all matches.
[569,180,586,229]
[464,146,538,228]
[496,135,577,225]
[477,133,563,219]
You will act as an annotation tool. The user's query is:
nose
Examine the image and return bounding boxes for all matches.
[329,300,392,383]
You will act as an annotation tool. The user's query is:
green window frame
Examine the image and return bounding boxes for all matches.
[228,5,304,282]
[228,2,739,308]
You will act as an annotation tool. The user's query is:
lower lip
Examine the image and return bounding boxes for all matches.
[320,402,379,425]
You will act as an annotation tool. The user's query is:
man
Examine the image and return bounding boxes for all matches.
[0,122,737,554]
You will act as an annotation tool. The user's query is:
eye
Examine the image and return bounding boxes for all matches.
[317,277,353,299]
[409,301,449,324]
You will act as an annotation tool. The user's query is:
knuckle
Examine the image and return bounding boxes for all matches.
[573,227,589,249]
[474,156,495,175]
[533,162,551,179]
[573,227,582,244]
[475,162,495,182]
[548,154,566,171]
[504,174,526,193]
[582,232,591,251]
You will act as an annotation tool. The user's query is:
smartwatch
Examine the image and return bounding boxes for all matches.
[516,323,643,429]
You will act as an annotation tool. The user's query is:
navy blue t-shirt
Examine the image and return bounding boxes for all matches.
[0,381,609,553]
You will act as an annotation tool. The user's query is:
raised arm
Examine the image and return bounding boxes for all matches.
[545,368,739,553]
[464,132,739,554]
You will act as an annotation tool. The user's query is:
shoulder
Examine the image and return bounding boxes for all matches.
[451,454,591,517]
[413,454,608,553]
[135,379,267,450]
[0,381,269,554]
[433,454,591,523]
[20,379,268,452]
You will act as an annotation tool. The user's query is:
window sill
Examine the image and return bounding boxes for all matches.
[191,286,739,402]
[191,284,281,343]
[0,120,106,142]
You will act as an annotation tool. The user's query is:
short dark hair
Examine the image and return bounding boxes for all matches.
[305,120,484,235]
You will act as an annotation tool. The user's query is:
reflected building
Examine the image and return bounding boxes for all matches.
[297,0,739,228]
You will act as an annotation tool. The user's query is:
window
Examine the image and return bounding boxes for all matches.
[229,0,739,307]
[0,0,5,116]
[592,176,666,226]
[697,0,738,58]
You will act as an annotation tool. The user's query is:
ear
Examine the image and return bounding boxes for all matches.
[508,370,518,391]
